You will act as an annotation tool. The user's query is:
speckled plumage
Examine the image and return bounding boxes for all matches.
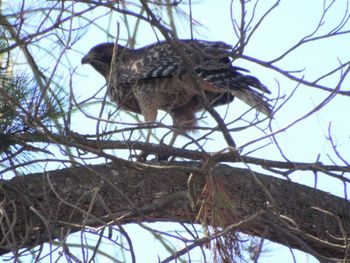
[81,39,272,131]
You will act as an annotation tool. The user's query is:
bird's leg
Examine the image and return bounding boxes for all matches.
[168,130,179,147]
[145,123,153,145]
[154,109,196,161]
[136,108,157,161]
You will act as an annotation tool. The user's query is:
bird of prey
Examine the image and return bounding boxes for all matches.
[81,39,272,145]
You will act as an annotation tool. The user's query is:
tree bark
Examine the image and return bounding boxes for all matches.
[0,161,349,261]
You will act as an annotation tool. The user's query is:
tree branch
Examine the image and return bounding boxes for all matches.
[1,161,349,261]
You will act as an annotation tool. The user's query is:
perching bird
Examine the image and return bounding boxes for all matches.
[81,39,272,145]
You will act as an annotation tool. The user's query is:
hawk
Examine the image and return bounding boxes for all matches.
[81,39,272,144]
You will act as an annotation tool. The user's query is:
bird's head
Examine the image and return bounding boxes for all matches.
[81,43,125,78]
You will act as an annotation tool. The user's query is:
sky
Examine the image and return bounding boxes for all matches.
[3,0,350,262]
[71,0,350,192]
[73,0,349,261]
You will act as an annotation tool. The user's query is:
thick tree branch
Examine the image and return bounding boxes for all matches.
[0,161,349,261]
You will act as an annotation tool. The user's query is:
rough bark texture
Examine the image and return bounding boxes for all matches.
[0,161,349,261]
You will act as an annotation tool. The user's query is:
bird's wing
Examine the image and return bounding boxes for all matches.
[126,39,272,116]
[129,40,233,80]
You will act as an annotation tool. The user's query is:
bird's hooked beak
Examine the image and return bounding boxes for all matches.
[81,55,89,64]
[82,51,96,64]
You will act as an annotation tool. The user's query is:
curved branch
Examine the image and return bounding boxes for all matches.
[0,161,349,261]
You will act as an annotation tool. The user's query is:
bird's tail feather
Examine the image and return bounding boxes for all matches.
[229,88,272,117]
[228,73,272,116]
[200,69,272,117]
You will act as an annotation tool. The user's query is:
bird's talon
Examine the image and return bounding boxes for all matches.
[136,151,149,161]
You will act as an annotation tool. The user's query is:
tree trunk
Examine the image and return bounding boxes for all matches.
[1,161,349,261]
